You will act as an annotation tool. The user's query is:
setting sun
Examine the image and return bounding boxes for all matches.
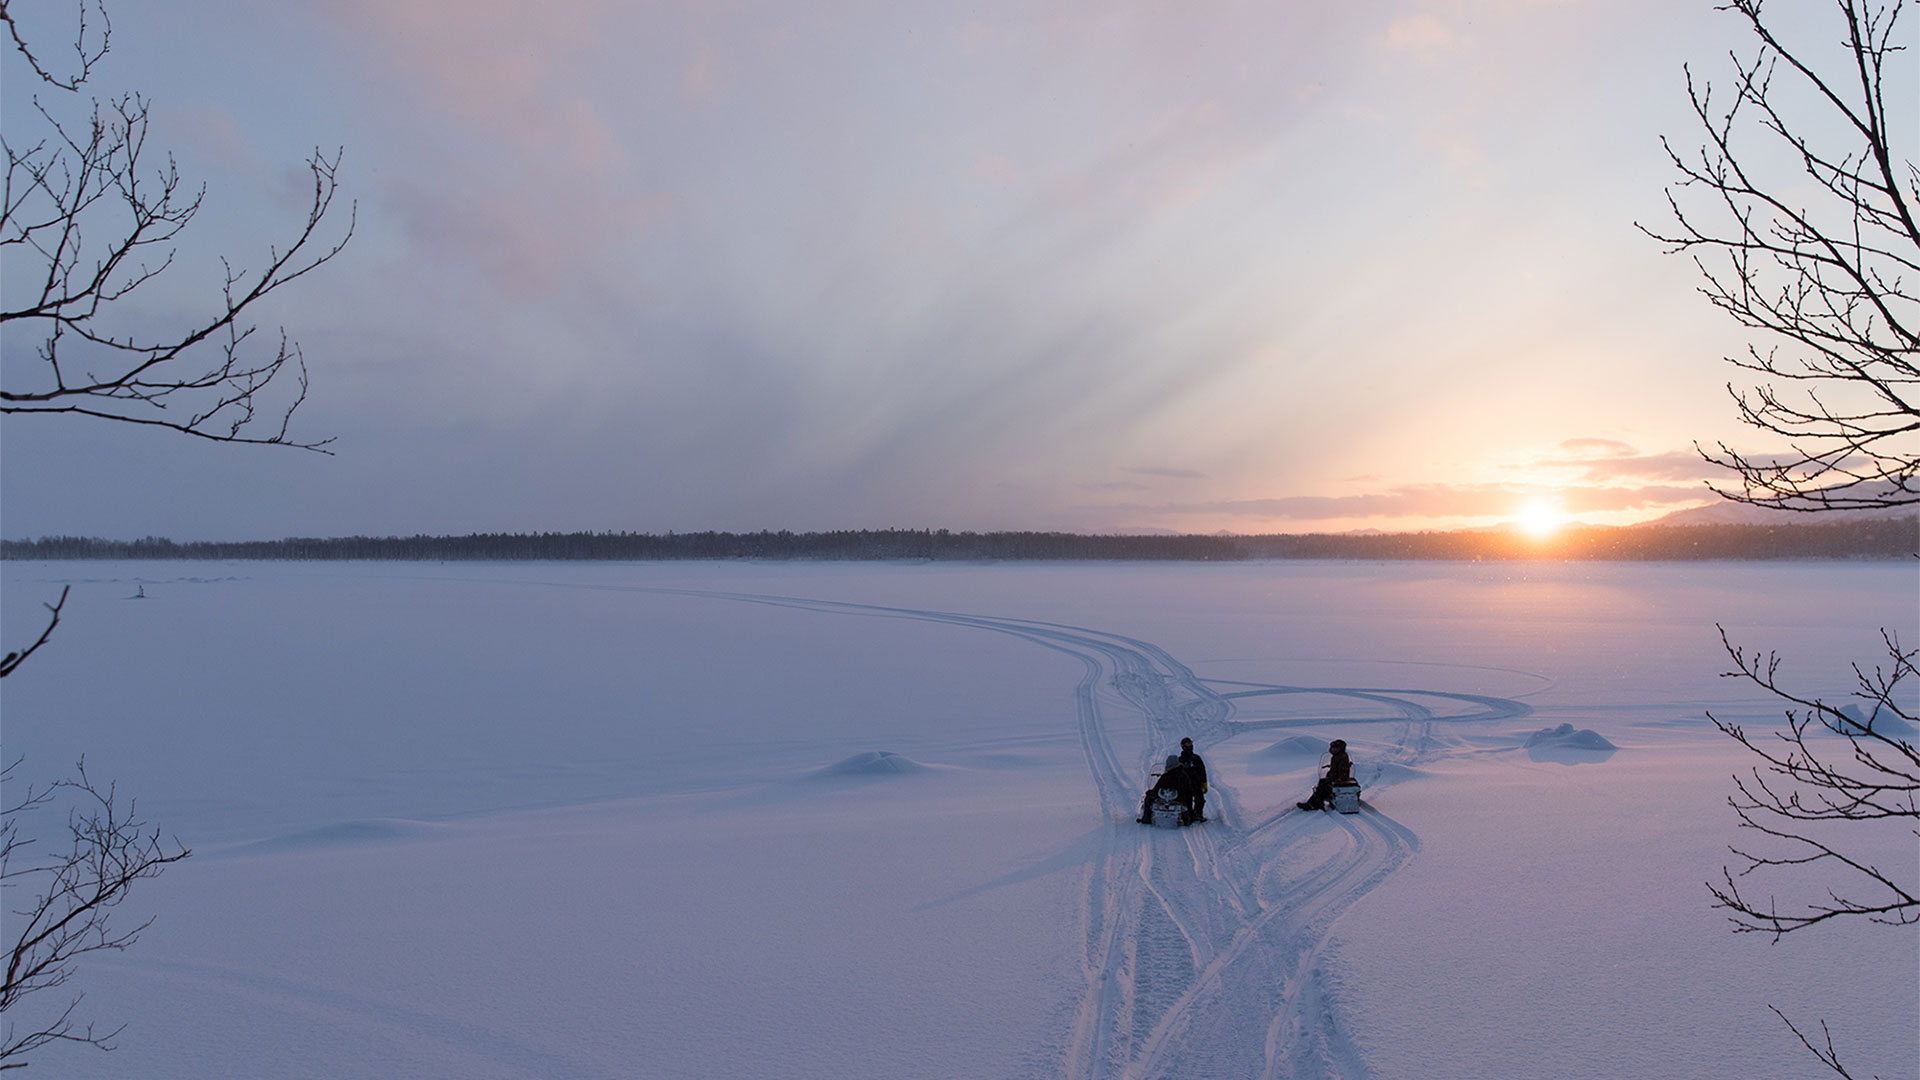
[1513,499,1565,540]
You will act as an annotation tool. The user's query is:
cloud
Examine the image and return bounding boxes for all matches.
[382,177,668,300]
[1555,484,1708,513]
[1561,451,1715,483]
[682,37,721,101]
[167,102,255,169]
[1382,14,1460,56]
[1520,442,1717,484]
[314,0,635,176]
[1557,437,1637,458]
[972,154,1023,190]
[316,0,610,133]
[1107,480,1711,523]
[1127,466,1206,480]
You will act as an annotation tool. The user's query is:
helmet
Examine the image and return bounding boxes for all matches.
[1330,739,1346,751]
[1180,737,1193,749]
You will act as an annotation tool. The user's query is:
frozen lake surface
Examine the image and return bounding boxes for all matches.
[1,559,1915,1078]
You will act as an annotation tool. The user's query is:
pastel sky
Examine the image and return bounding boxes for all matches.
[0,0,1869,539]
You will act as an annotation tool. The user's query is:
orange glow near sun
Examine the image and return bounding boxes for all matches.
[1513,499,1564,540]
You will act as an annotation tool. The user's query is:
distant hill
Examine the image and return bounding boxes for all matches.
[1645,500,1919,527]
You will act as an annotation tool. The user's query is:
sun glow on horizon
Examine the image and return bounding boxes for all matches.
[1513,498,1565,540]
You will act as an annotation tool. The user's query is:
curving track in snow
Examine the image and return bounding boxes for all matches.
[569,585,1524,1079]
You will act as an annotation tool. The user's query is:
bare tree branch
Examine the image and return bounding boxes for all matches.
[0,31,353,451]
[1705,626,1920,940]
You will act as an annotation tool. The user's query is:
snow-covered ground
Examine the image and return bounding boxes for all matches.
[1,559,1914,1079]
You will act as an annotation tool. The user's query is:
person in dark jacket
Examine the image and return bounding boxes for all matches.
[1139,754,1199,824]
[1178,737,1208,822]
[1297,739,1352,811]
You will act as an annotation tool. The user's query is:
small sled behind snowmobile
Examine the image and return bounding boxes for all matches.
[1330,781,1362,814]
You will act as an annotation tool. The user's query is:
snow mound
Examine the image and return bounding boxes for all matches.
[1524,724,1617,751]
[1255,734,1335,759]
[1246,734,1339,776]
[806,751,932,781]
[1834,703,1918,739]
[230,819,445,856]
[1522,724,1618,765]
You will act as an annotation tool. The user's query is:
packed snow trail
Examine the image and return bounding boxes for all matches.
[474,580,1524,1078]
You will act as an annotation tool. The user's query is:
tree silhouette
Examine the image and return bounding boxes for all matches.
[0,1,352,449]
[1644,0,1918,513]
[1649,3,1918,1077]
[0,1,347,1067]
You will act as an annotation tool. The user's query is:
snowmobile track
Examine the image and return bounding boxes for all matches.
[511,582,1495,1080]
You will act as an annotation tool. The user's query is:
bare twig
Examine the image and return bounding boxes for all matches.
[0,1,109,92]
[0,759,190,1066]
[0,588,68,679]
[1769,1006,1865,1080]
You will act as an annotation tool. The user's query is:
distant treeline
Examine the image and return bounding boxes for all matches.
[4,518,1915,562]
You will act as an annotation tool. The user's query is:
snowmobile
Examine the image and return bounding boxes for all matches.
[1139,755,1203,828]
